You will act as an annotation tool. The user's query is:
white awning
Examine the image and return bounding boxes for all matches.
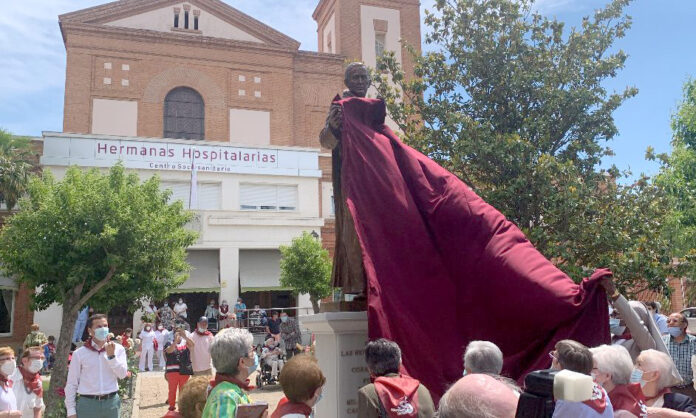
[174,250,220,293]
[239,250,288,292]
[0,274,17,290]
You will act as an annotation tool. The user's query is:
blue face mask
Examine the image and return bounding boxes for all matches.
[94,327,110,342]
[630,368,643,384]
[668,327,683,338]
[248,352,259,374]
[316,390,323,405]
[280,316,288,323]
[462,370,467,377]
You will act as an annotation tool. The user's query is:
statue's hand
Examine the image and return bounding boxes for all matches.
[327,104,343,133]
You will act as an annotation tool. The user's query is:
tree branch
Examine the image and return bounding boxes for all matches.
[76,265,117,308]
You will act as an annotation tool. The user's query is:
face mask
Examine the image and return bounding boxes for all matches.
[158,326,164,331]
[27,359,43,374]
[198,327,207,333]
[630,368,643,384]
[668,327,683,337]
[591,371,598,382]
[0,360,16,377]
[178,300,183,304]
[145,326,151,332]
[280,316,288,323]
[609,318,620,328]
[94,327,110,341]
[315,390,324,405]
[611,325,626,336]
[462,370,467,377]
[247,352,259,374]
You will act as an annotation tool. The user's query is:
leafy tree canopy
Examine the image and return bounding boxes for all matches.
[0,128,35,210]
[279,231,332,313]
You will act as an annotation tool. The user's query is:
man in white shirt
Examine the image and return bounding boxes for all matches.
[189,316,214,376]
[12,346,45,418]
[139,323,156,372]
[154,325,169,371]
[65,313,128,418]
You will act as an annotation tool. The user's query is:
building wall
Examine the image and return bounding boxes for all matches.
[0,284,33,353]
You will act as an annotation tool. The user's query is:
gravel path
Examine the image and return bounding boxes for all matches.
[136,371,283,417]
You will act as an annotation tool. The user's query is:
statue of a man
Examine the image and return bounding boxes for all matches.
[319,63,372,297]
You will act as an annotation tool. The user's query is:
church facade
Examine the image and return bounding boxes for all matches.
[0,0,422,345]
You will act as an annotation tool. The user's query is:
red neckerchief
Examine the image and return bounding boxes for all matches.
[83,338,106,353]
[208,373,254,395]
[47,343,56,353]
[582,383,608,413]
[19,365,42,397]
[120,334,130,349]
[608,383,648,417]
[220,305,229,314]
[270,396,313,418]
[374,375,420,417]
[0,374,12,391]
[195,329,212,337]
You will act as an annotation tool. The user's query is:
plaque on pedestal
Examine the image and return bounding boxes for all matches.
[301,312,368,418]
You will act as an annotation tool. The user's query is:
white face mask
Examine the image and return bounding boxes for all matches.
[27,359,43,374]
[1,360,16,377]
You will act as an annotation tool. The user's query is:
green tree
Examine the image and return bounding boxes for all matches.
[652,79,696,289]
[0,163,197,413]
[0,129,35,210]
[279,232,332,314]
[372,0,677,292]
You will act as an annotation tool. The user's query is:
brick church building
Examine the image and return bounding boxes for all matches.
[0,0,422,347]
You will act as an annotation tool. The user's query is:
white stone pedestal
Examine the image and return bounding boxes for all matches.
[301,311,369,418]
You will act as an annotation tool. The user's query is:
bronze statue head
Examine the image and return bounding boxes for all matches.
[344,62,371,98]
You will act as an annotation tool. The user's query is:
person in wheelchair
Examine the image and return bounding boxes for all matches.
[261,337,285,383]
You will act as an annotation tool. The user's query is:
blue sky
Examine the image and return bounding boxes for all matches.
[1,0,694,178]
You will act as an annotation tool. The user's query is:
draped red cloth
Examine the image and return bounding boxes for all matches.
[336,97,610,400]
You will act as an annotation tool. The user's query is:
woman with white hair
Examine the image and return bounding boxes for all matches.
[590,344,647,417]
[636,349,696,416]
[201,328,259,417]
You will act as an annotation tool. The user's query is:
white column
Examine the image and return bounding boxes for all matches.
[219,247,239,305]
[302,312,368,418]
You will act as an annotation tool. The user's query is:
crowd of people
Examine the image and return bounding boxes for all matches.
[6,279,696,418]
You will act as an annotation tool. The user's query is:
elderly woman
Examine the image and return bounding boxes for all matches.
[591,344,648,417]
[636,349,696,417]
[463,340,504,375]
[600,276,668,360]
[201,328,258,417]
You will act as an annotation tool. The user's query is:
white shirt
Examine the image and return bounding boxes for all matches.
[0,376,18,412]
[64,341,128,416]
[144,304,158,314]
[140,329,156,349]
[173,302,188,318]
[10,368,44,418]
[154,330,169,349]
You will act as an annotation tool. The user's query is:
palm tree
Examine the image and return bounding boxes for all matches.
[0,129,34,210]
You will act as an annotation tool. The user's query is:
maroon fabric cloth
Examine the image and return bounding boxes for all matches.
[336,96,610,400]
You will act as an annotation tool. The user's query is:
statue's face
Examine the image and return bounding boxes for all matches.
[345,66,371,98]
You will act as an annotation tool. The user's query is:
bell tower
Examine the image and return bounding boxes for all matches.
[312,0,421,79]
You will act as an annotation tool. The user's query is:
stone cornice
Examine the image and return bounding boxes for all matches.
[61,22,301,57]
[59,0,300,50]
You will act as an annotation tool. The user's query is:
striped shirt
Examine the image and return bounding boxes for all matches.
[202,381,251,418]
[663,334,696,384]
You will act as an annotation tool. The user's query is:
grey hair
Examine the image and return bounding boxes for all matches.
[590,344,633,385]
[210,328,254,376]
[463,341,504,375]
[365,339,401,377]
[439,375,516,418]
[638,349,683,389]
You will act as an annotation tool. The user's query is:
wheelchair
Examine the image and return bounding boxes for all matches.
[254,343,286,388]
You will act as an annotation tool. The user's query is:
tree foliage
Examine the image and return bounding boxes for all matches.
[279,232,332,313]
[373,0,677,293]
[0,163,197,412]
[652,79,696,285]
[0,129,35,210]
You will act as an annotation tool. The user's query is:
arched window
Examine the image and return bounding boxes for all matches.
[163,87,204,140]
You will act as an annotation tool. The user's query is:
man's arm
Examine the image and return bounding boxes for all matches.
[65,349,81,417]
[358,386,381,418]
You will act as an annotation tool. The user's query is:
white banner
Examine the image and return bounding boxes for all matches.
[41,134,321,178]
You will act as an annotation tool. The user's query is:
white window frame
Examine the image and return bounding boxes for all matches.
[239,183,298,212]
[0,288,16,337]
[161,181,221,210]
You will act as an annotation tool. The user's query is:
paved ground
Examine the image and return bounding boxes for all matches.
[137,371,284,418]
